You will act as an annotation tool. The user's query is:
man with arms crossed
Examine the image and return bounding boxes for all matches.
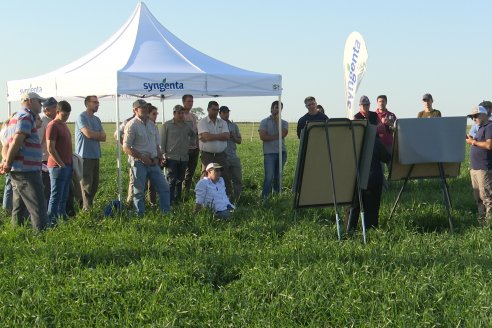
[75,95,106,211]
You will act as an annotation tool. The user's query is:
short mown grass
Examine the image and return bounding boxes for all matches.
[0,123,490,326]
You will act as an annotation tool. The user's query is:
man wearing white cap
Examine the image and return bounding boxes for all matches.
[194,162,234,219]
[466,106,492,226]
[1,92,48,231]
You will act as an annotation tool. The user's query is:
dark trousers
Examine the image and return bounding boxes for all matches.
[41,169,51,209]
[345,183,383,232]
[184,148,199,192]
[166,159,188,204]
[11,171,48,231]
[200,151,232,196]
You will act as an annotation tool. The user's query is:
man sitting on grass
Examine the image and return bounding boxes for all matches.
[194,163,234,219]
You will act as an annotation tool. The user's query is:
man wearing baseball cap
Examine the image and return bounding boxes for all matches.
[123,99,170,215]
[468,100,492,138]
[417,93,441,118]
[1,92,48,231]
[38,97,58,205]
[194,162,234,219]
[466,105,492,226]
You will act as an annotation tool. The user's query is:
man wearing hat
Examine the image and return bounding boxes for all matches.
[345,95,390,232]
[468,100,492,138]
[161,104,195,204]
[417,93,441,118]
[75,95,106,211]
[466,106,492,226]
[1,92,48,231]
[38,97,58,205]
[218,105,243,202]
[354,95,378,124]
[194,162,235,219]
[123,99,170,215]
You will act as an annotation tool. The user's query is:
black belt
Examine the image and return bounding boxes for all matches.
[201,151,223,157]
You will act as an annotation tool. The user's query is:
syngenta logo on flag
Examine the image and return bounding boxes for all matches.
[343,31,368,118]
[143,78,184,92]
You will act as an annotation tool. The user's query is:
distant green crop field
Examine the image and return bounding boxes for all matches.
[0,122,490,326]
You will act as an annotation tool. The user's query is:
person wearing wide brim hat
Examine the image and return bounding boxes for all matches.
[466,105,492,226]
[194,162,235,219]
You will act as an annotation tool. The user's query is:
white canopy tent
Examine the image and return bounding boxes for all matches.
[7,2,284,202]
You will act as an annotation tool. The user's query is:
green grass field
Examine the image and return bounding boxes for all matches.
[0,122,490,326]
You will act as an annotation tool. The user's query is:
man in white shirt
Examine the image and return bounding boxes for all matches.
[197,101,232,195]
[194,162,234,219]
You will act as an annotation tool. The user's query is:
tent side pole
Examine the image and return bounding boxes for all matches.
[116,94,122,202]
[278,95,283,193]
[160,96,165,124]
[8,101,11,117]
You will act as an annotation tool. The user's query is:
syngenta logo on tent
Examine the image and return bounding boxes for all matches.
[19,85,43,95]
[143,78,184,93]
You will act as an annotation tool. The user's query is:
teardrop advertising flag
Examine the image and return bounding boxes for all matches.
[343,31,368,118]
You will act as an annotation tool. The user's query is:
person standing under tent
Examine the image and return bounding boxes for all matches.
[123,99,170,215]
[219,105,243,203]
[46,101,73,225]
[259,100,289,198]
[1,92,48,231]
[38,97,58,206]
[182,95,200,194]
[161,104,195,204]
[0,113,17,213]
[75,95,106,211]
[197,100,232,196]
[296,96,328,139]
[417,93,441,118]
[466,106,492,226]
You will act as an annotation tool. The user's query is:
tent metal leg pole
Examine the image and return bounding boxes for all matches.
[116,95,122,202]
[323,121,341,240]
[8,102,11,117]
[278,95,283,194]
[349,121,366,244]
[389,164,414,221]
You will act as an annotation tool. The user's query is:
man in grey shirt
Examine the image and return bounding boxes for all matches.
[219,106,242,202]
[258,100,288,198]
[123,99,170,215]
[161,105,195,204]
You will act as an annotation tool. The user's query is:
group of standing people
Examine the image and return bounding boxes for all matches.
[2,90,489,231]
[0,93,106,231]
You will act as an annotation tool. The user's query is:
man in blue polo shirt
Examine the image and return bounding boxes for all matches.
[466,105,492,226]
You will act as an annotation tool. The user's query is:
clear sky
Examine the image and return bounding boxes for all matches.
[1,0,491,123]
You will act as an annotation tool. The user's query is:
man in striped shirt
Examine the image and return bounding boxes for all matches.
[1,92,48,231]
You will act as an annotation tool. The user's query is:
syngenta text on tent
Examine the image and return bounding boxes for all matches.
[143,78,184,93]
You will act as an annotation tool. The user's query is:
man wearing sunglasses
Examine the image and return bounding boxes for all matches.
[466,105,492,226]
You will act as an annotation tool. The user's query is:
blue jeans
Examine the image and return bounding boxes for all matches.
[132,161,170,214]
[165,159,188,204]
[48,165,72,225]
[3,173,13,213]
[262,151,287,198]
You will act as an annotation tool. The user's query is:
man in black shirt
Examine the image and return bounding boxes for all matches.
[296,96,329,138]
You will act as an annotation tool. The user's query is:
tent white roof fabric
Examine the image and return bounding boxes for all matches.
[7,2,281,101]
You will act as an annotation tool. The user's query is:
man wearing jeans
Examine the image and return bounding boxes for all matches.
[123,99,170,215]
[1,92,48,231]
[46,101,72,225]
[466,105,492,226]
[161,105,195,204]
[75,95,106,211]
[258,100,289,198]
